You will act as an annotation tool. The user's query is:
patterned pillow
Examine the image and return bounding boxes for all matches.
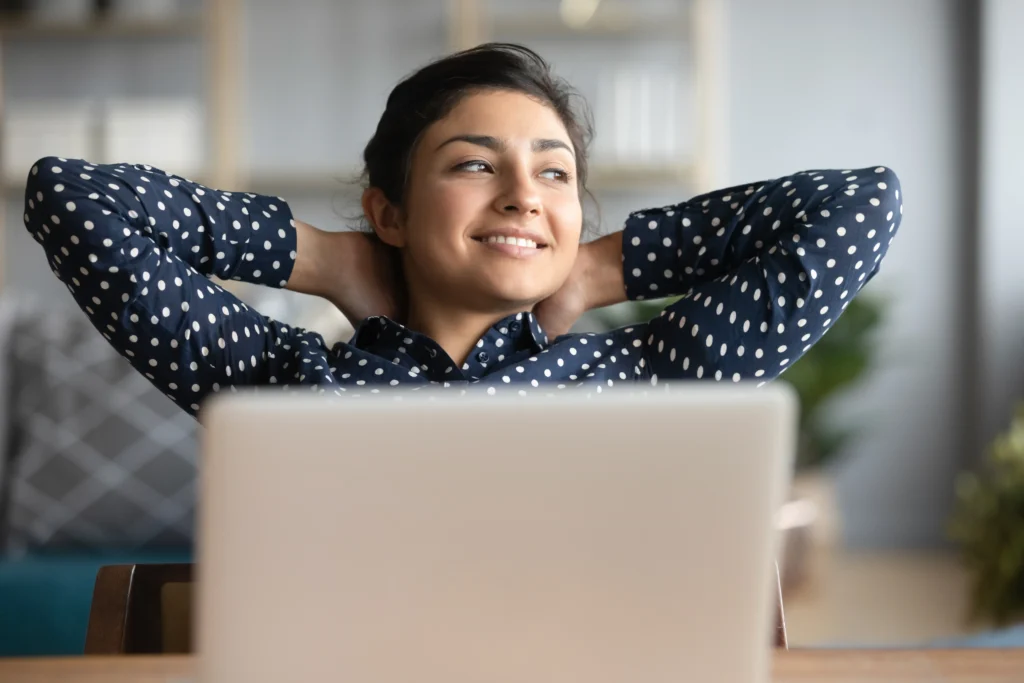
[0,300,197,557]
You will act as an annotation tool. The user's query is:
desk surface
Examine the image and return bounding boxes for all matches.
[1,650,1023,683]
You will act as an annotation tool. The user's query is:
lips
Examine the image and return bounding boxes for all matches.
[474,234,542,249]
[472,225,550,247]
[472,235,547,258]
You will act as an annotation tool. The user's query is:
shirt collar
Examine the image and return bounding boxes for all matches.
[350,312,549,375]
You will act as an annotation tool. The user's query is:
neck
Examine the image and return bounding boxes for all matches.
[405,295,525,368]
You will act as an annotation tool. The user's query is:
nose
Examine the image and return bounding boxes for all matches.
[493,166,542,217]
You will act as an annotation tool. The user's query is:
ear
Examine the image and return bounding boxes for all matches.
[361,187,406,248]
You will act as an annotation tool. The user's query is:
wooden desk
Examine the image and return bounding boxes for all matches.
[1,650,1022,683]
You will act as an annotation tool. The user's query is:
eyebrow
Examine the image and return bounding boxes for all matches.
[435,134,575,157]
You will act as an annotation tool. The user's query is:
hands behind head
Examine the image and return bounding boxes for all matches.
[533,249,592,338]
[536,236,631,338]
[323,231,406,326]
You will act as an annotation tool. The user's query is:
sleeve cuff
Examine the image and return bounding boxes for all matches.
[621,208,680,301]
[226,195,298,288]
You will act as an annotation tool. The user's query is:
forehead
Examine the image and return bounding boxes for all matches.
[424,89,572,146]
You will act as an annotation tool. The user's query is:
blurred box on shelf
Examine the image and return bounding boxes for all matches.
[101,98,204,178]
[2,100,95,186]
[593,67,686,166]
[107,0,181,20]
[28,0,93,22]
[0,1,31,16]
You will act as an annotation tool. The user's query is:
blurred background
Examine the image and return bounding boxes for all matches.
[1,0,1023,657]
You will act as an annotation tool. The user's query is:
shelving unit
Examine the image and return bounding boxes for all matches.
[238,0,723,205]
[483,8,689,38]
[445,0,725,195]
[243,161,697,198]
[0,14,203,38]
[0,0,239,294]
[0,0,725,296]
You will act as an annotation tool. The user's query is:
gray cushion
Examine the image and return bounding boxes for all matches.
[0,299,197,556]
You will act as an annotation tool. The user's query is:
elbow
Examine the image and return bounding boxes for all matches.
[22,157,59,240]
[846,165,902,247]
[872,166,902,231]
[24,156,86,236]
[27,155,64,186]
[24,156,65,213]
[859,166,902,277]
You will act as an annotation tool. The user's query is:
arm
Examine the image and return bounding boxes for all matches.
[586,165,902,383]
[23,156,340,415]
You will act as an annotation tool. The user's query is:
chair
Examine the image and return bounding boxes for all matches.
[84,561,788,654]
[84,563,193,654]
[775,560,789,648]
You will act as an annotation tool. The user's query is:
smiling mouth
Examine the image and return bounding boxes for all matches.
[472,235,548,249]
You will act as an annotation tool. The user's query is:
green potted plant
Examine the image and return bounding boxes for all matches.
[950,405,1024,626]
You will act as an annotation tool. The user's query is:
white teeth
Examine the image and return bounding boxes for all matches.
[484,235,538,248]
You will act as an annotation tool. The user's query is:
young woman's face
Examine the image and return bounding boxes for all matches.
[397,89,583,313]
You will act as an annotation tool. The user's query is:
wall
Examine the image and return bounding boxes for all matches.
[725,0,974,546]
[978,0,1024,451]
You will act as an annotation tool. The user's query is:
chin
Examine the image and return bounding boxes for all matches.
[453,267,566,312]
[488,276,555,304]
[489,291,547,311]
[472,283,549,312]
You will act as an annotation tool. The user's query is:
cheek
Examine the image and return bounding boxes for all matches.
[400,193,459,262]
[551,200,584,249]
[407,183,487,244]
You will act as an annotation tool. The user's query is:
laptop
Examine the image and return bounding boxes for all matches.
[194,383,797,683]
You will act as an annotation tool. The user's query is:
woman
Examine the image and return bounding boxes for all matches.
[23,44,900,416]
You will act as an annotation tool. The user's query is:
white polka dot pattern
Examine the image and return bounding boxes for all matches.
[23,158,901,416]
[622,167,901,386]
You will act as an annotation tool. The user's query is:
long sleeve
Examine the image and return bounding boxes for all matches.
[23,156,330,416]
[621,166,902,383]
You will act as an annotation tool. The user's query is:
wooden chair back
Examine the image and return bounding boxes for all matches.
[84,563,194,654]
[775,561,789,648]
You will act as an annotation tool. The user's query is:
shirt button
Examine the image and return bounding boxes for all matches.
[509,321,521,333]
[428,348,437,358]
[477,351,489,363]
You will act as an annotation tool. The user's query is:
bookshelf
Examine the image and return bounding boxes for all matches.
[238,1,724,212]
[445,0,725,194]
[0,0,239,294]
[242,161,697,198]
[0,14,203,38]
[0,0,725,296]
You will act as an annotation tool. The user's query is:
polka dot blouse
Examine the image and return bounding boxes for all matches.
[23,157,902,416]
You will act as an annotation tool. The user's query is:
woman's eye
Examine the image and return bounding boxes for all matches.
[540,168,571,182]
[456,161,491,173]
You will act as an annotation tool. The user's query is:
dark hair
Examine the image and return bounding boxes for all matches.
[361,42,594,210]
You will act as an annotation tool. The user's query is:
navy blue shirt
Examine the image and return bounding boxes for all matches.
[23,157,901,416]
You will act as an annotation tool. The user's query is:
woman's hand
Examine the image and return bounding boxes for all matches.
[533,255,591,338]
[534,233,627,338]
[288,222,404,324]
[328,231,405,324]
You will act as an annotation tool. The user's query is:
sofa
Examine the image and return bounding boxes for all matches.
[0,298,196,656]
